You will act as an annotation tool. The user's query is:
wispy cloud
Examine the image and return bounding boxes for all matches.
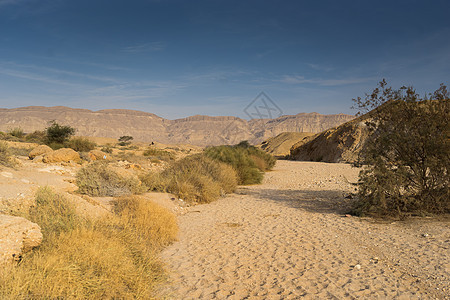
[0,66,83,87]
[307,63,334,72]
[278,75,375,86]
[122,42,166,53]
[0,61,123,85]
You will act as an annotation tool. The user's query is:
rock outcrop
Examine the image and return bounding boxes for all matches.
[289,114,370,163]
[0,106,355,146]
[42,148,80,163]
[29,145,53,159]
[0,214,42,265]
[259,132,315,157]
[88,150,109,161]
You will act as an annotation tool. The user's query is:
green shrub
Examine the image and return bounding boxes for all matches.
[118,135,133,146]
[65,137,96,152]
[204,143,276,184]
[76,162,144,196]
[141,154,238,203]
[352,80,450,216]
[47,142,65,150]
[45,121,75,144]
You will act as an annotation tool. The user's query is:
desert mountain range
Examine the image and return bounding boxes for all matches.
[0,106,355,146]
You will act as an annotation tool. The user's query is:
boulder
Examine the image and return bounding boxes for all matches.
[29,145,53,159]
[88,150,109,161]
[0,214,42,265]
[43,148,81,163]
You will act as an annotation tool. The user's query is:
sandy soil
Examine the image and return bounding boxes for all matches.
[159,160,449,299]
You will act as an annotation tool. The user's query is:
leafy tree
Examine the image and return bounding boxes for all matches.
[352,80,450,216]
[45,121,76,145]
[118,135,133,146]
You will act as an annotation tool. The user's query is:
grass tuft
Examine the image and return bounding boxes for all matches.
[141,154,238,203]
[204,143,276,185]
[0,187,177,299]
[65,137,97,152]
[0,141,14,167]
[76,162,144,196]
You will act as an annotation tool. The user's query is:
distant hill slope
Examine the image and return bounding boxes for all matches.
[289,113,370,163]
[0,106,354,146]
[259,132,315,157]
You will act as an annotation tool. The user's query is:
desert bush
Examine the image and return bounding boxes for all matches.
[8,147,30,157]
[116,151,149,165]
[76,162,144,196]
[245,145,276,171]
[47,142,65,150]
[140,171,172,192]
[0,141,14,167]
[25,130,46,144]
[352,80,450,216]
[65,137,96,152]
[143,147,175,160]
[45,121,75,144]
[28,187,82,238]
[8,127,24,138]
[204,143,276,184]
[141,154,238,203]
[0,187,177,299]
[101,144,113,153]
[112,195,178,248]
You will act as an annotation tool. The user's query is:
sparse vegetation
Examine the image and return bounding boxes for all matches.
[8,127,24,138]
[101,144,113,153]
[0,141,14,167]
[0,187,177,298]
[76,162,144,196]
[7,146,31,157]
[204,142,276,184]
[352,80,450,216]
[65,137,96,152]
[25,130,46,144]
[143,147,175,160]
[141,154,238,203]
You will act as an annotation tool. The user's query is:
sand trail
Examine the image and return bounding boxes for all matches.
[160,161,449,299]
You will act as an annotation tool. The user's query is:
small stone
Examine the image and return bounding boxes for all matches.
[422,233,429,237]
[354,264,361,270]
[1,172,13,178]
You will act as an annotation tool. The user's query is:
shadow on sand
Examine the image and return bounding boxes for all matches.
[238,187,355,215]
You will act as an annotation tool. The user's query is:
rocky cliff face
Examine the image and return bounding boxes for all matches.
[289,114,371,163]
[0,106,354,146]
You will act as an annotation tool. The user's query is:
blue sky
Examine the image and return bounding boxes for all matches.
[0,0,449,119]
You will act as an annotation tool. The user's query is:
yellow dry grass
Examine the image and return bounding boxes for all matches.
[0,188,178,299]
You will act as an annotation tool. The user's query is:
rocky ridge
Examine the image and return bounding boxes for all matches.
[0,106,354,146]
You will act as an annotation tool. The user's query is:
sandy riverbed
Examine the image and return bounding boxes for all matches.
[159,160,449,299]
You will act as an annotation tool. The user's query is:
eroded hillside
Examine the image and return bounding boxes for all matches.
[0,106,354,146]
